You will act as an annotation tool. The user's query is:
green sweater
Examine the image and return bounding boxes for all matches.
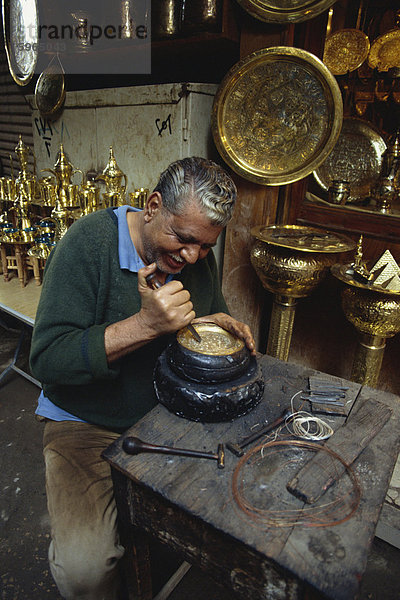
[30,208,228,431]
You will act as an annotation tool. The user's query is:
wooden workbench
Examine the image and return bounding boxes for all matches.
[103,355,400,600]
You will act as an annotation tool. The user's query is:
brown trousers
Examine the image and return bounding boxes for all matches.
[43,420,124,600]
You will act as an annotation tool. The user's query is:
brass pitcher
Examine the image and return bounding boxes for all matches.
[39,176,58,206]
[97,147,127,192]
[97,147,127,206]
[80,182,101,214]
[14,135,38,201]
[41,144,84,207]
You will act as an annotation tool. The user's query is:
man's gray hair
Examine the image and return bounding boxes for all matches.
[153,157,237,226]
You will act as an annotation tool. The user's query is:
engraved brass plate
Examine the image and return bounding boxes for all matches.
[313,117,386,203]
[323,29,370,75]
[2,0,39,85]
[368,29,400,72]
[212,47,343,186]
[177,323,244,355]
[251,225,356,253]
[35,65,66,117]
[235,0,337,24]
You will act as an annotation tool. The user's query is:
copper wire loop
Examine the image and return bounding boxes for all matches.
[232,439,361,528]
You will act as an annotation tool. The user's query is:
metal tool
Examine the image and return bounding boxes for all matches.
[145,273,202,343]
[226,408,292,457]
[122,436,225,469]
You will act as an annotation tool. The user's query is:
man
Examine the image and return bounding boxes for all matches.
[30,156,255,600]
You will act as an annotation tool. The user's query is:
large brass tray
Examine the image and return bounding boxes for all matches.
[251,225,355,253]
[212,47,343,186]
[2,0,38,85]
[313,117,386,204]
[235,0,337,24]
[368,29,400,72]
[323,29,370,75]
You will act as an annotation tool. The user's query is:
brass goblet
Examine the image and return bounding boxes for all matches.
[332,264,400,387]
[251,225,355,361]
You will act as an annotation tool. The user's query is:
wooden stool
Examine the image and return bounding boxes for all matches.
[0,242,43,287]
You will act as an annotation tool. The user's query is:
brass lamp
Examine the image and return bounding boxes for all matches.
[251,225,355,361]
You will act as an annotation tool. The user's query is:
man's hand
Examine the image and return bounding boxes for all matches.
[104,263,196,363]
[136,263,196,337]
[193,313,256,355]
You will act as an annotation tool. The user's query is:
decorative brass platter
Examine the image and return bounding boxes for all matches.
[251,225,356,253]
[2,0,39,85]
[212,47,343,186]
[323,29,370,75]
[368,29,400,72]
[235,0,337,24]
[313,117,386,203]
[35,64,66,117]
[177,323,244,356]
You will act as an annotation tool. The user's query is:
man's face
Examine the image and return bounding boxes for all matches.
[142,195,223,275]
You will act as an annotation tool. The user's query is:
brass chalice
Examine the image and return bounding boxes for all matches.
[251,225,355,361]
[332,264,400,387]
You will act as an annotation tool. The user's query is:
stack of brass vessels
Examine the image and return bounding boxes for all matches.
[0,138,149,264]
[27,218,58,260]
[0,135,40,243]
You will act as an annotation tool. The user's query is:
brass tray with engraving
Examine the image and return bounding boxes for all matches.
[2,0,39,85]
[251,225,356,253]
[323,29,370,75]
[235,0,337,24]
[368,29,400,72]
[313,117,387,204]
[212,46,343,186]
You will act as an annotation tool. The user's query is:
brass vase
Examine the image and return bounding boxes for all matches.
[332,264,400,387]
[251,225,355,361]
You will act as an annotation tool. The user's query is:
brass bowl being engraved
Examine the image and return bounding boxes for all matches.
[368,29,400,72]
[251,226,355,298]
[169,324,250,383]
[177,323,244,356]
[332,264,400,337]
[212,47,343,186]
[155,324,263,421]
[323,29,370,76]
[235,0,337,24]
[313,118,386,204]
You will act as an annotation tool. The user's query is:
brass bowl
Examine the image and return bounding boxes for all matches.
[168,323,250,383]
[251,225,355,298]
[332,264,400,338]
[342,287,400,338]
